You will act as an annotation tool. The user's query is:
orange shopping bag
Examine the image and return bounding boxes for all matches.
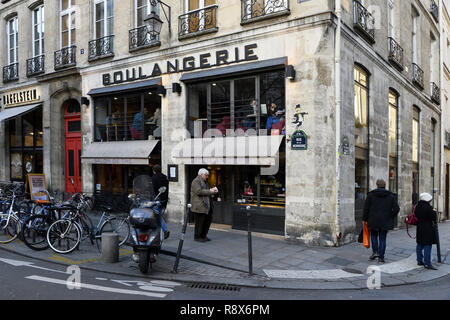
[363,221,370,248]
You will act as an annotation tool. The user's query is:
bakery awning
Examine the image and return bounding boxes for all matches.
[172,135,284,166]
[179,57,288,82]
[81,140,159,165]
[0,103,42,122]
[87,77,162,96]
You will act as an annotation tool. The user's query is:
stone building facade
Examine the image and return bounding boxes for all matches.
[441,0,449,220]
[0,0,444,246]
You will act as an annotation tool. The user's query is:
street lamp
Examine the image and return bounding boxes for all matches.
[145,0,172,38]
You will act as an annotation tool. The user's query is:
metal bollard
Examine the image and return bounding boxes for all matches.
[100,232,119,263]
[172,203,191,273]
[246,205,253,276]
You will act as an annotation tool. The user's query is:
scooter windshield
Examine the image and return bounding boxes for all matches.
[132,175,155,202]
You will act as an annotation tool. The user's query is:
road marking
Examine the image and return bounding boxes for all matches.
[263,269,364,280]
[0,258,68,274]
[25,275,167,298]
[377,254,421,274]
[48,248,133,265]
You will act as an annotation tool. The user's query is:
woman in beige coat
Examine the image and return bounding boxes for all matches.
[190,168,218,242]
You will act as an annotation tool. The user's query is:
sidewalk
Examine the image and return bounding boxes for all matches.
[1,217,450,290]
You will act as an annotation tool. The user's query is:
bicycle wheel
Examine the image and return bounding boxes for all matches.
[22,214,52,251]
[46,219,81,254]
[100,217,130,246]
[0,215,20,244]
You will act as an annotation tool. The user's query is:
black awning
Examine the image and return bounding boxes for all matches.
[179,57,288,82]
[87,77,162,96]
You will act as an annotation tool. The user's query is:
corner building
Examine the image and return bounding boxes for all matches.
[0,0,443,246]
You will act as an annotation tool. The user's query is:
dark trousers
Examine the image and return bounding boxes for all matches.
[370,229,388,259]
[194,211,213,239]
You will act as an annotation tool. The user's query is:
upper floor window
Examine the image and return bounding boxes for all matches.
[241,0,289,23]
[33,5,45,57]
[136,0,159,27]
[7,16,18,65]
[179,0,217,37]
[94,0,113,39]
[388,0,394,38]
[411,6,419,64]
[60,0,76,48]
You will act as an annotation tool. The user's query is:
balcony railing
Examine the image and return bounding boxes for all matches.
[54,46,76,70]
[431,82,440,105]
[241,0,290,24]
[129,26,160,52]
[353,0,375,44]
[179,5,218,39]
[3,63,18,83]
[26,55,45,77]
[388,37,404,70]
[412,63,424,90]
[430,0,439,22]
[88,35,114,61]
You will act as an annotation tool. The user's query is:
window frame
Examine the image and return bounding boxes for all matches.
[32,5,45,58]
[135,0,159,28]
[93,0,113,39]
[7,16,18,65]
[388,89,399,193]
[60,0,76,49]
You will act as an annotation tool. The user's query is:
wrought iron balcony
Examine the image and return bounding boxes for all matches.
[26,55,45,77]
[129,26,160,52]
[54,46,76,70]
[430,0,439,22]
[88,35,114,61]
[179,5,218,39]
[353,0,375,44]
[412,63,424,90]
[388,37,404,71]
[3,63,18,83]
[431,82,440,105]
[241,0,290,24]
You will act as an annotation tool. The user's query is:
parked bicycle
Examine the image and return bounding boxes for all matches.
[0,192,22,244]
[46,193,130,254]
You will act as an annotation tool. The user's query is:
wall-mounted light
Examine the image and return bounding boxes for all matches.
[80,96,90,106]
[285,65,296,81]
[172,82,182,94]
[156,85,167,97]
[145,0,172,38]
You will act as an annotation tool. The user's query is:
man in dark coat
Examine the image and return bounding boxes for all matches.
[151,165,169,239]
[363,179,400,264]
[415,192,438,270]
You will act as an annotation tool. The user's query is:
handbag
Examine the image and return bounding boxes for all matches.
[405,205,418,239]
[362,221,370,248]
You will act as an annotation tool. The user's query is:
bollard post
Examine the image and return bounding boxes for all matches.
[172,203,191,273]
[100,232,119,263]
[246,206,253,276]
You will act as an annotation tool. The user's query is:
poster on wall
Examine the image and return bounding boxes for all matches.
[26,174,49,201]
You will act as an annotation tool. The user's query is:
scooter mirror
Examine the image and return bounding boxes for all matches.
[158,187,167,194]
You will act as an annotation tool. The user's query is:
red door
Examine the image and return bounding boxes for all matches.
[64,100,82,194]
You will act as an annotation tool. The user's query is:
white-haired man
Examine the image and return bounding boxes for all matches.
[190,168,218,242]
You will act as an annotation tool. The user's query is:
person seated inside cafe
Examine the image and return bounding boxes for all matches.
[266,104,285,134]
[147,108,161,137]
[131,107,150,139]
[237,100,257,130]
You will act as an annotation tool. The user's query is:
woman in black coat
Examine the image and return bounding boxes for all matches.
[415,193,438,270]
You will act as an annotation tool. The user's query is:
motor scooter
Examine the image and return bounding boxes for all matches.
[128,175,167,274]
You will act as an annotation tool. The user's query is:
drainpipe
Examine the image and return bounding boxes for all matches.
[335,0,342,245]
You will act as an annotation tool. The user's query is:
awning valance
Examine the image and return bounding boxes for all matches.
[172,135,284,166]
[81,140,159,165]
[179,57,288,82]
[0,103,42,122]
[87,77,162,96]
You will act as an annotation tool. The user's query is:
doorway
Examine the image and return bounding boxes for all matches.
[64,99,82,194]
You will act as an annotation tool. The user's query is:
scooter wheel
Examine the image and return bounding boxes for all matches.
[138,251,150,274]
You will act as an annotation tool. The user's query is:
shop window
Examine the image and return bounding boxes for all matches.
[187,70,285,138]
[94,90,161,142]
[9,118,22,147]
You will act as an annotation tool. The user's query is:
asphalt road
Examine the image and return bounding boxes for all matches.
[1,249,450,302]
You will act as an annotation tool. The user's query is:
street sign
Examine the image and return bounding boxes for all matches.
[291,130,307,150]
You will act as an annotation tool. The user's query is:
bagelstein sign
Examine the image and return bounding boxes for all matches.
[102,44,258,86]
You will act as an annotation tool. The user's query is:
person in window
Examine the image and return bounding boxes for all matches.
[266,109,285,134]
[131,107,150,139]
[268,103,278,116]
[147,108,161,137]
